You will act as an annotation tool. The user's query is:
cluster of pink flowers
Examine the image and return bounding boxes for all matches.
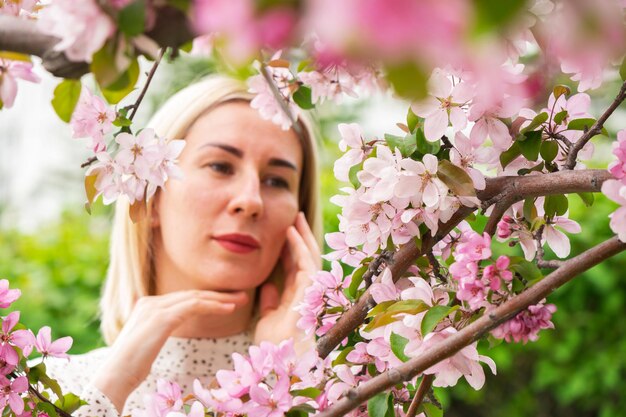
[0,280,73,415]
[86,128,185,205]
[602,130,626,242]
[136,339,326,417]
[491,301,557,344]
[449,231,511,310]
[296,261,352,337]
[495,198,581,261]
[68,86,185,206]
[0,0,38,17]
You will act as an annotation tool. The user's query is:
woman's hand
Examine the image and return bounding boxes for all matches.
[255,212,321,353]
[91,289,248,413]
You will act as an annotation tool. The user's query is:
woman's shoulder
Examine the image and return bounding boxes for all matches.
[33,345,112,395]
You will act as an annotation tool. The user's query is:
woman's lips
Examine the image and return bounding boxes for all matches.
[213,234,260,254]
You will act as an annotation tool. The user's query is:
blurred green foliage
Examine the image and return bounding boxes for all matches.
[0,210,111,353]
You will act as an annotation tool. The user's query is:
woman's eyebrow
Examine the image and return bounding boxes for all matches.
[199,143,298,171]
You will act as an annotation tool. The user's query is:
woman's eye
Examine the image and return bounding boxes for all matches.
[264,176,290,189]
[205,162,233,175]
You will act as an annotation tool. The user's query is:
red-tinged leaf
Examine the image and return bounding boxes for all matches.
[437,159,476,197]
[553,85,571,100]
[268,59,291,68]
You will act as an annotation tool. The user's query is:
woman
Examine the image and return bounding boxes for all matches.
[44,75,323,417]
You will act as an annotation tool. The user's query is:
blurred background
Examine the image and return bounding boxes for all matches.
[0,54,625,417]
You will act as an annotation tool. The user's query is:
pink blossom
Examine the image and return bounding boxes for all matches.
[407,328,496,390]
[246,376,292,417]
[322,232,366,267]
[0,344,18,374]
[608,130,626,181]
[215,353,259,397]
[0,375,28,414]
[333,123,372,182]
[86,151,122,205]
[370,269,399,304]
[496,215,514,239]
[358,145,403,204]
[189,34,214,57]
[165,401,204,417]
[248,64,298,131]
[0,280,21,308]
[298,70,357,105]
[456,276,486,310]
[396,154,448,209]
[345,342,373,365]
[192,381,242,415]
[455,231,491,262]
[33,326,72,359]
[601,179,626,242]
[1,311,36,357]
[411,69,473,141]
[541,216,581,258]
[492,301,557,343]
[70,87,116,152]
[37,0,115,63]
[469,97,519,150]
[482,256,513,291]
[449,132,497,191]
[0,59,40,109]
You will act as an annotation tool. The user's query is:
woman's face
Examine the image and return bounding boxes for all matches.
[152,101,303,293]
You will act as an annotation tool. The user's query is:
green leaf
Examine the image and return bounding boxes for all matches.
[102,58,140,104]
[415,128,441,155]
[620,56,626,81]
[390,332,411,362]
[553,110,568,125]
[29,363,64,402]
[523,197,537,221]
[521,112,548,133]
[91,42,123,87]
[386,299,428,314]
[367,300,397,318]
[348,162,361,189]
[576,192,595,207]
[422,402,444,417]
[51,80,82,123]
[367,392,394,417]
[540,140,559,163]
[384,133,417,157]
[500,142,522,168]
[332,346,355,366]
[553,85,571,100]
[113,114,132,127]
[290,387,322,399]
[293,86,315,110]
[421,305,459,336]
[118,0,146,37]
[544,194,568,218]
[385,61,428,99]
[36,402,59,417]
[55,393,88,414]
[286,404,317,417]
[437,159,476,197]
[567,118,596,131]
[348,265,368,299]
[407,107,419,133]
[509,257,543,282]
[518,130,542,161]
[471,0,527,35]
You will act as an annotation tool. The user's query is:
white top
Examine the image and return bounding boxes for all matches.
[43,331,254,417]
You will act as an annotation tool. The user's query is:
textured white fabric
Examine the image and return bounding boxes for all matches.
[43,331,254,417]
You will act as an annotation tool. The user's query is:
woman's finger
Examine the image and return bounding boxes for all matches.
[286,225,317,272]
[258,281,280,317]
[295,212,322,264]
[149,289,249,309]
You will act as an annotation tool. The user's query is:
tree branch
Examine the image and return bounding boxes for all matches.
[406,375,434,417]
[479,169,612,235]
[563,80,626,170]
[315,206,475,359]
[0,7,193,79]
[318,236,626,417]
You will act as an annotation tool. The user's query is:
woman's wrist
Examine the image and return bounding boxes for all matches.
[91,364,139,413]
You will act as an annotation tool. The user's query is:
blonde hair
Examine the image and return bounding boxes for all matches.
[100,75,322,345]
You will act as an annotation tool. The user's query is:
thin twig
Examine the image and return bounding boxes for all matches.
[564,80,626,170]
[317,237,626,417]
[534,224,564,269]
[80,49,165,169]
[259,63,305,140]
[363,250,394,288]
[406,375,434,417]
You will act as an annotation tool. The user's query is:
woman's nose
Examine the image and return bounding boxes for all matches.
[227,173,263,219]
